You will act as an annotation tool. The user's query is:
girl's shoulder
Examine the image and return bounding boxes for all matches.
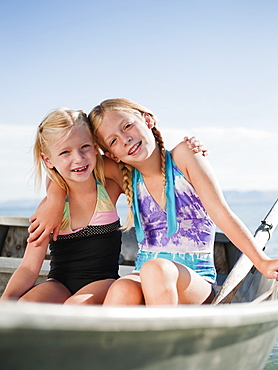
[171,141,194,167]
[171,141,206,183]
[171,139,192,154]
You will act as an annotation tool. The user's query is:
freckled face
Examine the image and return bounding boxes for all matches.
[42,126,98,184]
[97,110,156,164]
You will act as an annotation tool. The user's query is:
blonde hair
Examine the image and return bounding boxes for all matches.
[88,98,166,230]
[34,108,104,195]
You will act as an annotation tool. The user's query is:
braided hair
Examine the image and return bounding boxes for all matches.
[88,98,166,230]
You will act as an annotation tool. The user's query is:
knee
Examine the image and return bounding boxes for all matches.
[106,279,133,300]
[140,258,177,281]
[140,259,180,305]
[104,279,143,305]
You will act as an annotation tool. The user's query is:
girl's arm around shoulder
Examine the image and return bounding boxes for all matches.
[171,142,278,279]
[28,180,66,245]
[104,178,123,206]
[1,238,49,300]
[103,156,124,190]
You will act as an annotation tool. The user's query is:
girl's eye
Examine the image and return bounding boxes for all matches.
[81,144,91,149]
[59,150,69,156]
[124,122,133,130]
[110,138,117,146]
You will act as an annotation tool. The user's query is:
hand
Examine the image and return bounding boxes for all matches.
[28,215,61,246]
[259,258,278,280]
[184,136,209,157]
[27,197,63,246]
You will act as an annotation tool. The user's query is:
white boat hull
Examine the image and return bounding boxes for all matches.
[0,300,278,370]
[1,199,278,369]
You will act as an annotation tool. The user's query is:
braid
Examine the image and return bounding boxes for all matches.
[152,126,167,207]
[88,98,168,228]
[120,162,134,230]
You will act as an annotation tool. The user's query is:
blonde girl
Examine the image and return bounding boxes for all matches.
[1,109,122,304]
[86,98,278,306]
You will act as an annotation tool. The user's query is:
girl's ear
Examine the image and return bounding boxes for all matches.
[104,151,120,163]
[41,153,54,169]
[143,113,154,129]
[94,143,99,155]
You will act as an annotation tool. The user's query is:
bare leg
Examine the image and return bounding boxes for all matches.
[19,280,71,304]
[140,258,213,305]
[64,279,115,305]
[103,273,144,305]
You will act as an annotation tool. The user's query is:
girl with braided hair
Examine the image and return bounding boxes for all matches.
[87,98,278,306]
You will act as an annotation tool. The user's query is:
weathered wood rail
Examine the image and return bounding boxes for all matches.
[0,216,242,296]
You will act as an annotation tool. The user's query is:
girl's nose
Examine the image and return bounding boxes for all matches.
[123,136,132,145]
[73,149,84,162]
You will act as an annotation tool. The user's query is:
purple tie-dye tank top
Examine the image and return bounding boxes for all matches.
[134,155,216,255]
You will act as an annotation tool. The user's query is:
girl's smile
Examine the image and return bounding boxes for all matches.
[71,164,89,173]
[128,141,142,156]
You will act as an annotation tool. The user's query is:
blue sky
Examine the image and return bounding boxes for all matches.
[0,0,278,202]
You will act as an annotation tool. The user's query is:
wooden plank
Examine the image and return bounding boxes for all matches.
[0,216,30,227]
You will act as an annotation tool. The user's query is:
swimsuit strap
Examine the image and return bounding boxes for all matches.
[165,150,178,238]
[59,180,113,233]
[132,150,177,243]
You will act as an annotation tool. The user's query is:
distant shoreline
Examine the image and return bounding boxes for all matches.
[0,190,277,209]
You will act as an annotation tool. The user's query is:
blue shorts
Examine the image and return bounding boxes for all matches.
[134,249,217,285]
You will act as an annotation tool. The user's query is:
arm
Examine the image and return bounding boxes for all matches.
[105,178,124,205]
[28,157,121,246]
[28,180,65,246]
[103,155,124,189]
[172,142,278,279]
[1,238,49,300]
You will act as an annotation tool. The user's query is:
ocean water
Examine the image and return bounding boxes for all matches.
[0,199,278,368]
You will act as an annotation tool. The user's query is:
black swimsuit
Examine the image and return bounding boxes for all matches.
[47,182,121,294]
[48,222,121,294]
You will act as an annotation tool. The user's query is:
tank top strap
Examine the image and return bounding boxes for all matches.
[165,150,178,238]
[132,150,178,243]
